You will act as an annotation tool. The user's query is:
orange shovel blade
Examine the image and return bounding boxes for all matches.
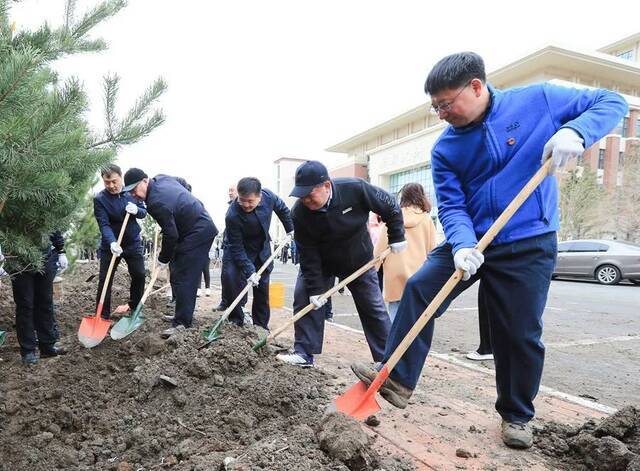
[77,315,111,349]
[332,380,382,420]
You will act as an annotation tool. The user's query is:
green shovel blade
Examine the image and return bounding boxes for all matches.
[201,316,225,342]
[0,330,6,347]
[110,306,145,340]
[252,336,267,351]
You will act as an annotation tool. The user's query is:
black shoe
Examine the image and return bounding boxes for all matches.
[40,345,67,358]
[22,352,38,366]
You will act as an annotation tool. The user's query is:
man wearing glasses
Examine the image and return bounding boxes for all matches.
[351,52,627,449]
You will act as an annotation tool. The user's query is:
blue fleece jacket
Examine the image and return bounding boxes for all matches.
[431,82,628,253]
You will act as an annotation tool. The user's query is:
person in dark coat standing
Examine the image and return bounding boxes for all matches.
[93,164,147,319]
[10,231,68,365]
[276,161,406,367]
[123,168,218,338]
[223,177,293,329]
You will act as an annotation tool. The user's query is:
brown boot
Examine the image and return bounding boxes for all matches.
[350,362,413,409]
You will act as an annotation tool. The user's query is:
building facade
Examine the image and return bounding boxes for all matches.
[327,33,640,230]
[271,157,308,240]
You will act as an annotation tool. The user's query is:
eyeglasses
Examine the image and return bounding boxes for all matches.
[430,81,471,114]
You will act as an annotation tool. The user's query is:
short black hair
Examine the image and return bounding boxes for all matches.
[425,52,486,96]
[101,163,122,177]
[237,177,262,196]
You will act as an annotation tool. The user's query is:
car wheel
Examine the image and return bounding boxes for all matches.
[595,265,621,285]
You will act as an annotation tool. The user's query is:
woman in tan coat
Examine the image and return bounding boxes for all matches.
[374,183,437,322]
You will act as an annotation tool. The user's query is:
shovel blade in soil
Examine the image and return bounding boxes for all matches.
[78,315,112,348]
[252,336,267,351]
[110,313,145,340]
[333,380,382,420]
[0,330,6,346]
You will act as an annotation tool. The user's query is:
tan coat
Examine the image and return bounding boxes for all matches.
[374,206,437,302]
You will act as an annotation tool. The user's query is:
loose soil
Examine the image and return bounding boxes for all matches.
[536,406,640,470]
[0,263,413,470]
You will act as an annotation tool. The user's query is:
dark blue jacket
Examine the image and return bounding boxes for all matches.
[225,189,294,278]
[432,82,627,253]
[145,175,218,263]
[94,189,147,254]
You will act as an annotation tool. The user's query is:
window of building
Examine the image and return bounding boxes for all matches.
[388,166,438,216]
[636,118,640,137]
[612,117,624,135]
[577,153,584,166]
[619,152,624,168]
[598,149,605,169]
[617,50,634,61]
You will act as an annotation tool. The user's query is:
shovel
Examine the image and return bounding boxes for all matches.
[200,234,293,346]
[78,213,131,348]
[109,265,163,340]
[110,225,161,340]
[252,247,392,351]
[332,159,553,420]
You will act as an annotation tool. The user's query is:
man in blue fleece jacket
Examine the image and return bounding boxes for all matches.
[352,52,628,449]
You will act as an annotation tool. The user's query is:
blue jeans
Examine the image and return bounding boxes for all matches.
[385,232,557,423]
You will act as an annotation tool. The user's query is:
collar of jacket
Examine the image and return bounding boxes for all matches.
[449,82,501,135]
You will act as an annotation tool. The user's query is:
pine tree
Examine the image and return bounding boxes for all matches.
[0,0,166,273]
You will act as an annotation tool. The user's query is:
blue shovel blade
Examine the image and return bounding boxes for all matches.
[110,314,145,340]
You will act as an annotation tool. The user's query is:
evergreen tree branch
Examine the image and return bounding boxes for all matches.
[103,73,119,143]
[70,0,126,40]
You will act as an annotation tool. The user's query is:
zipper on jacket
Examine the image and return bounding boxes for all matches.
[483,123,500,222]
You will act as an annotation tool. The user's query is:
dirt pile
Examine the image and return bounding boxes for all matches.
[0,263,414,470]
[536,406,640,470]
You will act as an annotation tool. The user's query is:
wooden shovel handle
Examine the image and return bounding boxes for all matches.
[267,247,392,343]
[213,233,293,327]
[385,159,552,372]
[97,213,131,309]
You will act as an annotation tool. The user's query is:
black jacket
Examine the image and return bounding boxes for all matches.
[145,175,218,263]
[94,189,147,253]
[225,189,293,278]
[292,178,404,295]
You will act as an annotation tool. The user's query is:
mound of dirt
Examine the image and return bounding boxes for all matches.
[0,263,415,470]
[536,406,640,470]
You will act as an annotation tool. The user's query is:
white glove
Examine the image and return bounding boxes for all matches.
[287,231,294,239]
[125,202,139,215]
[309,295,327,310]
[453,248,484,281]
[110,241,123,256]
[247,272,261,287]
[541,128,584,176]
[57,253,69,273]
[390,240,408,254]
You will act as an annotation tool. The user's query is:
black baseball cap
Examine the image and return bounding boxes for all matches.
[289,160,330,198]
[122,168,148,193]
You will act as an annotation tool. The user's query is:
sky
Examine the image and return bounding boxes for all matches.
[11,0,640,225]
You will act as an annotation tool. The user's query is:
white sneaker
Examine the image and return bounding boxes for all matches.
[197,289,202,297]
[276,352,314,368]
[466,351,494,361]
[205,288,211,297]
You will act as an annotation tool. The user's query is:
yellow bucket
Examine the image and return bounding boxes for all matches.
[269,282,285,308]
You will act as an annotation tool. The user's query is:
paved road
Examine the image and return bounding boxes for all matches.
[214,261,640,410]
